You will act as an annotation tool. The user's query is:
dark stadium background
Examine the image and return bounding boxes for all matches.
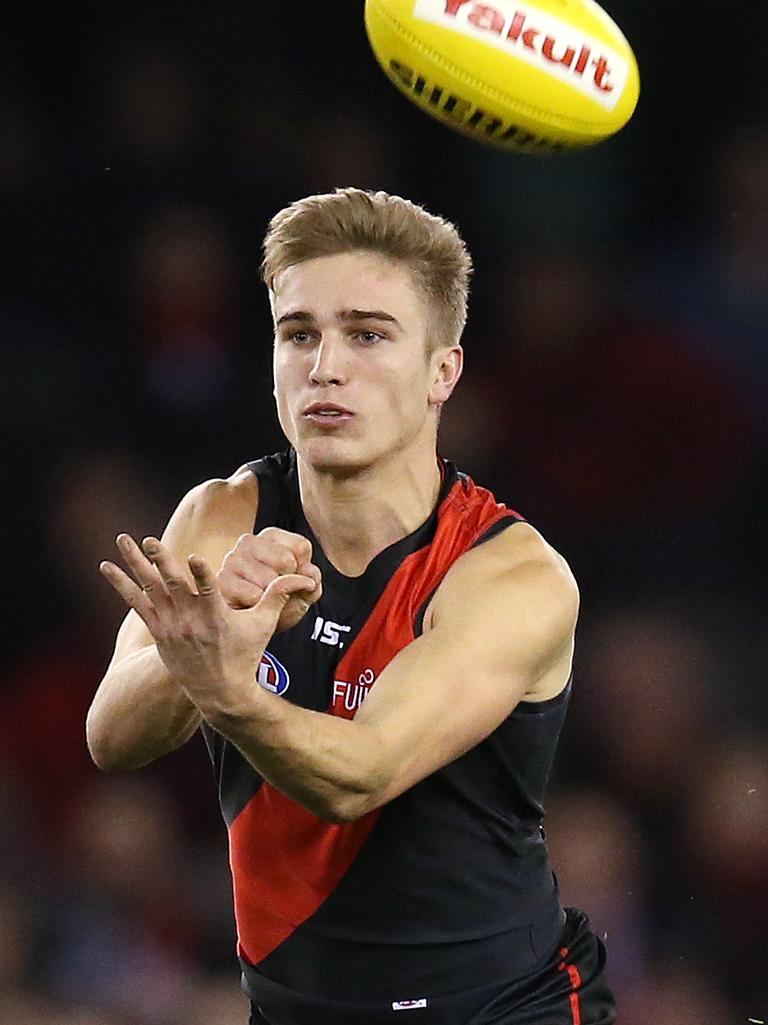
[1,2,766,1022]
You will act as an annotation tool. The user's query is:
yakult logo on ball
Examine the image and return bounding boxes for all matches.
[413,0,629,110]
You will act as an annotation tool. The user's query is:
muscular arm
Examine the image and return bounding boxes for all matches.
[214,524,579,822]
[86,466,259,770]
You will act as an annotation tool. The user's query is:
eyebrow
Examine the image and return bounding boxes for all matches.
[275,309,402,329]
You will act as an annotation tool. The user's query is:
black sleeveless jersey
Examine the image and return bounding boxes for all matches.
[202,449,571,1007]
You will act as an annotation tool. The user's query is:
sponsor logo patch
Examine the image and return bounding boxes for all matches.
[255,651,290,696]
[332,669,376,715]
[393,998,428,1010]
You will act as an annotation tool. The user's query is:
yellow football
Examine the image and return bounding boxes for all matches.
[364,0,640,151]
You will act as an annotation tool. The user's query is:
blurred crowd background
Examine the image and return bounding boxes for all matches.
[2,1,767,1022]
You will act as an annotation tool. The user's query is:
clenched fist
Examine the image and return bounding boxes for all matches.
[217,527,323,633]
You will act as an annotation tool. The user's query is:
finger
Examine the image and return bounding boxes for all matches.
[188,555,226,616]
[244,572,319,640]
[142,537,192,597]
[100,560,159,631]
[233,548,321,593]
[297,562,322,594]
[116,533,169,602]
[229,562,278,592]
[227,592,263,611]
[222,541,291,584]
[246,538,299,576]
[257,572,317,614]
[219,574,265,610]
[254,528,313,567]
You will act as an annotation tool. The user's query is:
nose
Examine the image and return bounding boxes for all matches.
[309,335,347,386]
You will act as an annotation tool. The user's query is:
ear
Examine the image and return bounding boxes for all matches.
[429,346,464,406]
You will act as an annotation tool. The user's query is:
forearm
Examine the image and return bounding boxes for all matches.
[210,691,386,823]
[86,646,201,771]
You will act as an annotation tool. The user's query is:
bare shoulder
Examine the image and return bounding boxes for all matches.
[487,521,577,589]
[175,464,259,529]
[425,522,578,701]
[162,464,259,564]
[108,465,260,663]
[428,521,579,632]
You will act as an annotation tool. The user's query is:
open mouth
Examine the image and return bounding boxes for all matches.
[304,404,354,425]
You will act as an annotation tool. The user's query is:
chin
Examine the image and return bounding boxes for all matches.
[297,435,377,477]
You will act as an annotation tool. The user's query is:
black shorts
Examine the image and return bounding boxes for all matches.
[249,907,616,1025]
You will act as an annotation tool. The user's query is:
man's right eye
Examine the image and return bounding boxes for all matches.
[289,331,312,344]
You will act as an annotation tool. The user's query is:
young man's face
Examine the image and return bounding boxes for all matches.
[271,251,461,474]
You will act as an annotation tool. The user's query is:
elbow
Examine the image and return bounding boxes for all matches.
[89,752,121,773]
[85,712,136,772]
[85,724,120,772]
[299,779,379,824]
[87,739,143,773]
[85,710,109,770]
[85,697,121,771]
[322,739,391,823]
[87,741,118,773]
[321,778,385,824]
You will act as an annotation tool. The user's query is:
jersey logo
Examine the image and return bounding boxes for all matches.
[332,669,376,714]
[255,651,290,696]
[311,615,352,649]
[392,999,428,1010]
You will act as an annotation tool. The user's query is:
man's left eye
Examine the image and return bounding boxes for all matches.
[357,331,382,344]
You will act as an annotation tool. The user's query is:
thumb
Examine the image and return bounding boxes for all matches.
[253,572,316,622]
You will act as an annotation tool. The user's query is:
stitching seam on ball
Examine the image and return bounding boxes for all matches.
[369,0,616,135]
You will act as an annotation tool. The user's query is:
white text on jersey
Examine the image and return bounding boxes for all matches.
[311,615,352,649]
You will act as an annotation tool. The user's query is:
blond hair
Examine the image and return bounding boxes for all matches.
[261,188,472,350]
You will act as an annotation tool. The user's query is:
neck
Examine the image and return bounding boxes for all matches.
[296,444,442,577]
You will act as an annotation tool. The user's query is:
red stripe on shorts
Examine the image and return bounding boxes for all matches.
[557,946,583,1025]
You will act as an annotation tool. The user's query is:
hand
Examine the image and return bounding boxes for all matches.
[100,534,316,722]
[217,527,322,632]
